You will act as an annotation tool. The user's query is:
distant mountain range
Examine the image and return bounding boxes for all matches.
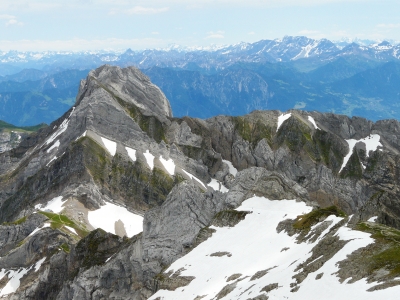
[1,36,400,126]
[1,36,400,73]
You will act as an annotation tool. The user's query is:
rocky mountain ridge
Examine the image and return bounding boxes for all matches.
[1,65,400,299]
[1,36,400,73]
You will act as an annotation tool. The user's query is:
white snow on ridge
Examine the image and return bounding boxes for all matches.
[368,216,378,222]
[88,202,143,237]
[101,137,117,156]
[222,159,237,176]
[144,150,155,170]
[151,197,395,300]
[340,134,382,173]
[292,42,318,60]
[125,147,137,162]
[307,116,320,130]
[159,156,176,176]
[277,113,292,132]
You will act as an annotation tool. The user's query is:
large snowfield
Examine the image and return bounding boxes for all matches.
[151,196,400,300]
[88,201,143,237]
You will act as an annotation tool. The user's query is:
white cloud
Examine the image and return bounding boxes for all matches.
[151,31,160,35]
[248,31,255,35]
[298,29,325,39]
[298,29,320,35]
[0,14,15,20]
[206,31,225,39]
[126,6,169,15]
[0,14,23,27]
[0,0,376,13]
[377,23,400,29]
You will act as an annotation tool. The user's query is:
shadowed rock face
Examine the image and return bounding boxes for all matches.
[3,65,400,299]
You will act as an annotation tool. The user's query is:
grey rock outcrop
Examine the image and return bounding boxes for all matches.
[78,65,172,119]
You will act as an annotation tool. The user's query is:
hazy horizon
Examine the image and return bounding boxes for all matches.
[0,0,399,52]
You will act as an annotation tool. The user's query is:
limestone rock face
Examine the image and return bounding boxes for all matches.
[3,65,400,298]
[142,181,224,269]
[78,65,172,118]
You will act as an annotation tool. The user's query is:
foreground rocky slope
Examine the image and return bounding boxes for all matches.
[1,65,400,299]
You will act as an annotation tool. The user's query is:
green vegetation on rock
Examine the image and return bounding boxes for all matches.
[365,150,382,173]
[313,130,344,169]
[0,120,47,133]
[2,216,27,226]
[114,94,167,143]
[293,206,346,232]
[232,116,273,147]
[275,116,313,153]
[272,115,345,172]
[212,210,250,227]
[340,149,363,179]
[78,136,179,208]
[60,243,71,253]
[355,222,400,278]
[39,211,89,238]
[80,136,110,183]
[75,228,127,269]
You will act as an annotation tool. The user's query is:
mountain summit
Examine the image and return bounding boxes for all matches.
[1,65,400,298]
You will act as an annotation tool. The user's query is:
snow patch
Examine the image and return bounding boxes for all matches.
[0,257,46,296]
[46,140,60,153]
[35,196,65,213]
[182,170,207,189]
[222,159,237,176]
[368,216,378,222]
[75,130,87,141]
[88,202,143,237]
[101,137,117,156]
[46,156,58,166]
[45,118,69,146]
[340,134,382,173]
[159,156,175,176]
[277,113,292,132]
[307,116,320,130]
[207,178,229,193]
[34,257,46,272]
[28,223,51,237]
[125,147,137,162]
[65,226,78,235]
[144,150,155,170]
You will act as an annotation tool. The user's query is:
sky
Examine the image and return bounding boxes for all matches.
[0,0,399,52]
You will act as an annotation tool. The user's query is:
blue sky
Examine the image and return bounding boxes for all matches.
[0,0,399,51]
